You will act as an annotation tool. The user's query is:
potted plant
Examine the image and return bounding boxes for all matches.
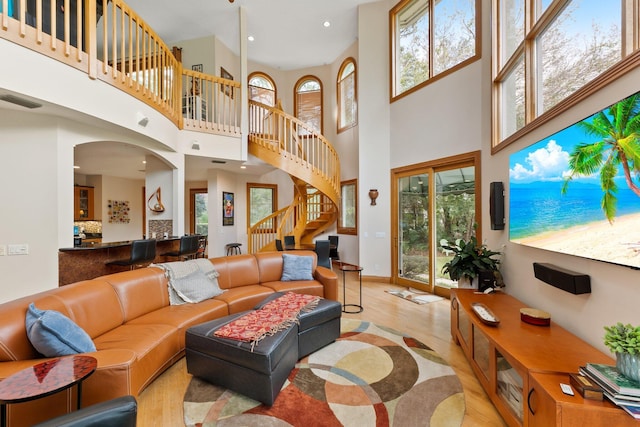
[441,235,501,289]
[603,322,640,382]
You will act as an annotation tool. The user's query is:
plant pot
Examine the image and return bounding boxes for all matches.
[616,352,640,382]
[456,275,478,290]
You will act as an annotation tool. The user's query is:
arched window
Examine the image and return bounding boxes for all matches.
[294,75,323,134]
[337,58,357,132]
[248,72,277,107]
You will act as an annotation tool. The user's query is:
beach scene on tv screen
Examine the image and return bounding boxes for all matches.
[509,91,640,269]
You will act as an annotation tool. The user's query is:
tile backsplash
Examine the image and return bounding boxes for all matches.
[74,220,102,234]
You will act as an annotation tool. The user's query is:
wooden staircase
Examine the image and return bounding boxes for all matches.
[247,100,340,253]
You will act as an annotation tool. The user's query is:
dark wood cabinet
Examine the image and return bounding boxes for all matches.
[74,186,94,220]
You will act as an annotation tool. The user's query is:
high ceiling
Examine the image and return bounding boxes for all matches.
[88,0,379,179]
[125,0,379,71]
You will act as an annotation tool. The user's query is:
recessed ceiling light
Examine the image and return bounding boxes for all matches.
[323,21,331,28]
[248,35,255,41]
[240,165,247,169]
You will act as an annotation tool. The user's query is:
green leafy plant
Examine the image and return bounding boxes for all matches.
[604,323,640,355]
[441,235,501,280]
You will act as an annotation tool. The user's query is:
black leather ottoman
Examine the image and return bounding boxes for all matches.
[185,311,298,406]
[255,292,342,358]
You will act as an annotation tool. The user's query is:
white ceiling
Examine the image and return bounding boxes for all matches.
[125,0,379,71]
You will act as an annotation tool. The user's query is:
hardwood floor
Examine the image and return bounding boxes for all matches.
[137,276,507,426]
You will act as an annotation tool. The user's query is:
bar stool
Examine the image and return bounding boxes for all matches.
[225,243,242,255]
[162,235,200,261]
[106,239,156,270]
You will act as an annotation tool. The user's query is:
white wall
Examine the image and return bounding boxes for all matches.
[357,1,392,276]
[100,176,145,242]
[0,113,63,301]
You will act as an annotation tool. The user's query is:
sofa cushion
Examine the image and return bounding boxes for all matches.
[281,254,314,281]
[25,303,96,357]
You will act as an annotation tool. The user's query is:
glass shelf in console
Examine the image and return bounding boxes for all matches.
[496,349,524,423]
[457,303,471,349]
[473,325,490,381]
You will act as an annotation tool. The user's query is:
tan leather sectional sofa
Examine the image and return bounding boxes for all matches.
[0,250,337,427]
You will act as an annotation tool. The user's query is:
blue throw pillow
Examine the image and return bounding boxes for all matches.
[25,303,96,357]
[281,254,314,281]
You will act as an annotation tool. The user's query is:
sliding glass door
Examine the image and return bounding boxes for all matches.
[392,152,480,297]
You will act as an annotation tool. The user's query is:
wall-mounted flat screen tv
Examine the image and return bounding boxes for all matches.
[509,90,640,269]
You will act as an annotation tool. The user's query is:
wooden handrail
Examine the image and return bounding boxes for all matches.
[0,0,240,135]
[248,100,340,205]
[248,100,341,252]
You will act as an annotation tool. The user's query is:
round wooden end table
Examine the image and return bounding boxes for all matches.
[0,355,97,427]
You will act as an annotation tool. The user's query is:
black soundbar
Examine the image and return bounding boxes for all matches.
[533,262,591,295]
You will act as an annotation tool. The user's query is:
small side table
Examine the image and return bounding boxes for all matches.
[335,261,363,313]
[0,355,97,427]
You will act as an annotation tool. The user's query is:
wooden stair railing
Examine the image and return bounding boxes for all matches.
[248,100,340,253]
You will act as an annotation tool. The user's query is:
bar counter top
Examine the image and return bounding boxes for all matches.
[58,237,181,286]
[59,236,180,251]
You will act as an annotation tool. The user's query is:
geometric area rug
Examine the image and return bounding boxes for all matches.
[184,318,465,426]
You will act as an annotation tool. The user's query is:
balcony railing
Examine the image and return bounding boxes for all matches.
[0,0,240,135]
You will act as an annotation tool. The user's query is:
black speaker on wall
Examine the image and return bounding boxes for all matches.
[489,181,505,230]
[533,263,591,295]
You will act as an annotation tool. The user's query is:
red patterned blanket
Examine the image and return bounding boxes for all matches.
[213,292,320,349]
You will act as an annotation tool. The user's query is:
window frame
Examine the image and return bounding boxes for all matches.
[248,71,277,107]
[337,57,358,133]
[294,75,323,134]
[389,0,482,102]
[492,0,640,152]
[189,188,208,235]
[337,179,358,235]
[246,182,278,232]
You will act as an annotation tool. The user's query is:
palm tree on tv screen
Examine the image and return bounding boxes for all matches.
[562,93,640,223]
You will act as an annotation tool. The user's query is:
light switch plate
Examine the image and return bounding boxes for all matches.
[8,244,28,255]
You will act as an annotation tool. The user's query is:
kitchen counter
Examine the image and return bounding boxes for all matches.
[60,236,180,251]
[58,237,181,286]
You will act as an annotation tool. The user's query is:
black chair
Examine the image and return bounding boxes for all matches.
[196,235,208,258]
[315,240,332,269]
[284,235,295,250]
[329,235,340,260]
[275,239,284,251]
[33,395,137,427]
[162,235,200,260]
[106,239,156,270]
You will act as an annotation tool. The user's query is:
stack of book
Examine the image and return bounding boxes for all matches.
[580,363,640,419]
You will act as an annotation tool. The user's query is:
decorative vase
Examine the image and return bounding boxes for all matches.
[369,189,379,206]
[616,352,640,382]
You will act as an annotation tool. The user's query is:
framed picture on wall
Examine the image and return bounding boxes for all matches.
[192,64,203,72]
[223,192,234,226]
[220,67,234,99]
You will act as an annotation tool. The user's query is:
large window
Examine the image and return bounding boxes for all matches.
[493,0,638,149]
[337,58,357,132]
[391,152,480,298]
[189,189,208,235]
[390,0,479,100]
[294,76,323,134]
[338,179,358,235]
[247,183,277,232]
[248,72,277,107]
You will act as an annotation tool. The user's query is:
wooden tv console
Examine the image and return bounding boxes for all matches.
[451,289,637,427]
